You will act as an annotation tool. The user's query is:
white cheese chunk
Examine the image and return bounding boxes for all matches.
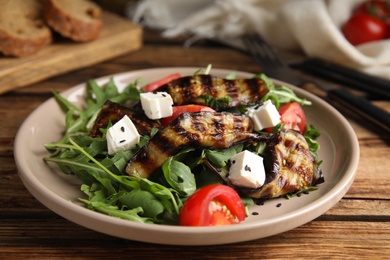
[140,92,173,120]
[106,115,140,155]
[228,150,266,189]
[246,100,281,131]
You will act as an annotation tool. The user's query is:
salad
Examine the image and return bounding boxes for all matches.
[44,66,323,226]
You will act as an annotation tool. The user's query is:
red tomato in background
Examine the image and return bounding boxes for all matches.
[278,102,307,134]
[354,0,390,19]
[160,105,215,126]
[342,0,390,45]
[179,184,246,226]
[142,73,182,92]
[342,12,387,45]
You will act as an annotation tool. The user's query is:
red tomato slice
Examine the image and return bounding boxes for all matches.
[142,73,182,92]
[278,102,307,133]
[160,105,215,126]
[179,184,246,226]
[342,12,387,45]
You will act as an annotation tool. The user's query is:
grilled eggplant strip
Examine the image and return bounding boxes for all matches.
[89,100,161,137]
[245,130,324,199]
[155,74,270,109]
[125,111,261,178]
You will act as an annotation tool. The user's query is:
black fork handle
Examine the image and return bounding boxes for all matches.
[300,82,390,132]
[327,88,390,132]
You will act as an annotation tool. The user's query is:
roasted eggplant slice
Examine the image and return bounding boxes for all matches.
[124,111,261,178]
[245,130,324,199]
[89,100,161,137]
[155,74,269,109]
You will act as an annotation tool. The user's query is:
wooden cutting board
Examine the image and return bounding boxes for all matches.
[0,11,142,95]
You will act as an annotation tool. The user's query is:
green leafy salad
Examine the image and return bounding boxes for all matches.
[43,67,321,225]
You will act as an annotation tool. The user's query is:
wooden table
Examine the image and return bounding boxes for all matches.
[1,29,389,259]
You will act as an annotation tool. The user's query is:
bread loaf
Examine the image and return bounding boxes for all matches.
[42,0,103,42]
[0,0,52,57]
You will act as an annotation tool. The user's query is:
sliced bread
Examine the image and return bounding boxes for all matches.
[42,0,103,42]
[0,0,52,57]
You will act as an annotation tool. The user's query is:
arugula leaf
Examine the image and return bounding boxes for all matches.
[193,64,213,76]
[303,124,322,165]
[256,74,312,107]
[52,90,81,114]
[109,80,142,104]
[80,184,154,223]
[225,71,237,80]
[84,200,153,223]
[305,124,321,139]
[204,145,243,168]
[138,178,182,218]
[195,167,224,188]
[198,94,231,111]
[162,157,196,196]
[285,186,319,199]
[119,189,166,221]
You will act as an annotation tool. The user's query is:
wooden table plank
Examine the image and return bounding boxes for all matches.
[0,220,389,258]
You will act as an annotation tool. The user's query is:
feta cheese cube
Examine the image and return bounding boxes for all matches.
[228,150,266,189]
[140,92,173,120]
[106,115,140,155]
[246,100,281,131]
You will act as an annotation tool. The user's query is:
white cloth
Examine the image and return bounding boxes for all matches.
[130,0,390,80]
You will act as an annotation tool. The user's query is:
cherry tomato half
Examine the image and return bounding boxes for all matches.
[142,73,182,92]
[278,102,307,134]
[179,184,246,226]
[160,105,215,126]
[342,12,387,45]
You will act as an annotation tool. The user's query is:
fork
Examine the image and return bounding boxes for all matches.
[242,34,302,85]
[242,33,390,132]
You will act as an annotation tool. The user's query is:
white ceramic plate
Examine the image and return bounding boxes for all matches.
[14,68,360,245]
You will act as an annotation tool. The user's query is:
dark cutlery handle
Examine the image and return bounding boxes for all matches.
[295,59,390,99]
[327,88,390,132]
[307,58,390,96]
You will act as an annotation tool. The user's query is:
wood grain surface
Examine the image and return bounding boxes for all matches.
[0,27,389,259]
[0,11,142,95]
